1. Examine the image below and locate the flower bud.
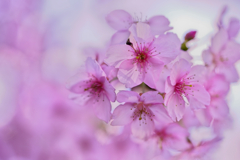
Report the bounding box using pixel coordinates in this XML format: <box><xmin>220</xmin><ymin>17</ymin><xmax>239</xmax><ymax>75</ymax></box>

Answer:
<box><xmin>185</xmin><ymin>31</ymin><xmax>197</xmax><ymax>41</ymax></box>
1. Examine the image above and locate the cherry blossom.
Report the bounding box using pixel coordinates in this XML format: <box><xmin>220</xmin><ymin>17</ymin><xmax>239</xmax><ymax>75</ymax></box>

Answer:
<box><xmin>202</xmin><ymin>20</ymin><xmax>240</xmax><ymax>82</ymax></box>
<box><xmin>164</xmin><ymin>59</ymin><xmax>210</xmax><ymax>121</ymax></box>
<box><xmin>153</xmin><ymin>123</ymin><xmax>190</xmax><ymax>152</ymax></box>
<box><xmin>111</xmin><ymin>90</ymin><xmax>172</xmax><ymax>138</ymax></box>
<box><xmin>67</xmin><ymin>57</ymin><xmax>116</xmax><ymax>122</ymax></box>
<box><xmin>1</xmin><ymin>3</ymin><xmax>240</xmax><ymax>159</ymax></box>
<box><xmin>105</xmin><ymin>22</ymin><xmax>181</xmax><ymax>89</ymax></box>
<box><xmin>106</xmin><ymin>10</ymin><xmax>173</xmax><ymax>45</ymax></box>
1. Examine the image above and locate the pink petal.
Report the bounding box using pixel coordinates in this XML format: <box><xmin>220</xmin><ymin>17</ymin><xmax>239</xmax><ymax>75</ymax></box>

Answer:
<box><xmin>207</xmin><ymin>74</ymin><xmax>229</xmax><ymax>96</ymax></box>
<box><xmin>164</xmin><ymin>77</ymin><xmax>174</xmax><ymax>105</ymax></box>
<box><xmin>101</xmin><ymin>64</ymin><xmax>117</xmax><ymax>80</ymax></box>
<box><xmin>86</xmin><ymin>57</ymin><xmax>104</xmax><ymax>78</ymax></box>
<box><xmin>131</xmin><ymin>115</ymin><xmax>154</xmax><ymax>138</ymax></box>
<box><xmin>185</xmin><ymin>83</ymin><xmax>210</xmax><ymax>105</ymax></box>
<box><xmin>67</xmin><ymin>80</ymin><xmax>88</xmax><ymax>94</ymax></box>
<box><xmin>153</xmin><ymin>66</ymin><xmax>171</xmax><ymax>93</ymax></box>
<box><xmin>105</xmin><ymin>45</ymin><xmax>133</xmax><ymax>68</ymax></box>
<box><xmin>93</xmin><ymin>94</ymin><xmax>112</xmax><ymax>123</ymax></box>
<box><xmin>202</xmin><ymin>49</ymin><xmax>213</xmax><ymax>66</ymax></box>
<box><xmin>129</xmin><ymin>31</ymin><xmax>138</xmax><ymax>48</ymax></box>
<box><xmin>66</xmin><ymin>69</ymin><xmax>89</xmax><ymax>93</ymax></box>
<box><xmin>149</xmin><ymin>104</ymin><xmax>172</xmax><ymax>124</ymax></box>
<box><xmin>141</xmin><ymin>91</ymin><xmax>163</xmax><ymax>104</ymax></box>
<box><xmin>190</xmin><ymin>137</ymin><xmax>222</xmax><ymax>157</ymax></box>
<box><xmin>102</xmin><ymin>77</ymin><xmax>116</xmax><ymax>102</ymax></box>
<box><xmin>117</xmin><ymin>90</ymin><xmax>140</xmax><ymax>103</ymax></box>
<box><xmin>70</xmin><ymin>90</ymin><xmax>92</xmax><ymax>106</ymax></box>
<box><xmin>148</xmin><ymin>15</ymin><xmax>173</xmax><ymax>35</ymax></box>
<box><xmin>182</xmin><ymin>108</ymin><xmax>201</xmax><ymax>128</ymax></box>
<box><xmin>110</xmin><ymin>30</ymin><xmax>131</xmax><ymax>45</ymax></box>
<box><xmin>82</xmin><ymin>47</ymin><xmax>106</xmax><ymax>64</ymax></box>
<box><xmin>188</xmin><ymin>97</ymin><xmax>206</xmax><ymax>109</ymax></box>
<box><xmin>216</xmin><ymin>64</ymin><xmax>239</xmax><ymax>82</ymax></box>
<box><xmin>185</xmin><ymin>65</ymin><xmax>206</xmax><ymax>82</ymax></box>
<box><xmin>179</xmin><ymin>51</ymin><xmax>193</xmax><ymax>62</ymax></box>
<box><xmin>217</xmin><ymin>6</ymin><xmax>228</xmax><ymax>28</ymax></box>
<box><xmin>228</xmin><ymin>17</ymin><xmax>240</xmax><ymax>39</ymax></box>
<box><xmin>106</xmin><ymin>10</ymin><xmax>133</xmax><ymax>30</ymax></box>
<box><xmin>135</xmin><ymin>22</ymin><xmax>153</xmax><ymax>40</ymax></box>
<box><xmin>153</xmin><ymin>32</ymin><xmax>181</xmax><ymax>64</ymax></box>
<box><xmin>209</xmin><ymin>99</ymin><xmax>229</xmax><ymax>119</ymax></box>
<box><xmin>170</xmin><ymin>59</ymin><xmax>191</xmax><ymax>85</ymax></box>
<box><xmin>117</xmin><ymin>59</ymin><xmax>143</xmax><ymax>88</ymax></box>
<box><xmin>164</xmin><ymin>123</ymin><xmax>190</xmax><ymax>151</ymax></box>
<box><xmin>166</xmin><ymin>94</ymin><xmax>185</xmax><ymax>121</ymax></box>
<box><xmin>194</xmin><ymin>108</ymin><xmax>212</xmax><ymax>126</ymax></box>
<box><xmin>143</xmin><ymin>57</ymin><xmax>164</xmax><ymax>91</ymax></box>
<box><xmin>221</xmin><ymin>41</ymin><xmax>240</xmax><ymax>64</ymax></box>
<box><xmin>111</xmin><ymin>103</ymin><xmax>135</xmax><ymax>126</ymax></box>
<box><xmin>211</xmin><ymin>28</ymin><xmax>228</xmax><ymax>54</ymax></box>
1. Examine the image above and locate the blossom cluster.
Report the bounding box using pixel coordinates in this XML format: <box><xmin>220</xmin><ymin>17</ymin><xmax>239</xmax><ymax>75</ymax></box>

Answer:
<box><xmin>67</xmin><ymin>9</ymin><xmax>240</xmax><ymax>159</ymax></box>
<box><xmin>0</xmin><ymin>2</ymin><xmax>240</xmax><ymax>159</ymax></box>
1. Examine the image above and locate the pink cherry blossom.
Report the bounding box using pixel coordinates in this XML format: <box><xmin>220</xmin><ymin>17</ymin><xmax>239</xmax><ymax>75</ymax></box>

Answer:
<box><xmin>106</xmin><ymin>9</ymin><xmax>173</xmax><ymax>46</ymax></box>
<box><xmin>174</xmin><ymin>136</ymin><xmax>221</xmax><ymax>160</ymax></box>
<box><xmin>150</xmin><ymin>50</ymin><xmax>193</xmax><ymax>93</ymax></box>
<box><xmin>106</xmin><ymin>10</ymin><xmax>173</xmax><ymax>39</ymax></box>
<box><xmin>202</xmin><ymin>24</ymin><xmax>240</xmax><ymax>82</ymax></box>
<box><xmin>0</xmin><ymin>4</ymin><xmax>239</xmax><ymax>160</ymax></box>
<box><xmin>181</xmin><ymin>74</ymin><xmax>231</xmax><ymax>134</ymax></box>
<box><xmin>164</xmin><ymin>59</ymin><xmax>210</xmax><ymax>121</ymax></box>
<box><xmin>67</xmin><ymin>57</ymin><xmax>116</xmax><ymax>122</ymax></box>
<box><xmin>153</xmin><ymin>123</ymin><xmax>191</xmax><ymax>152</ymax></box>
<box><xmin>111</xmin><ymin>90</ymin><xmax>172</xmax><ymax>138</ymax></box>
<box><xmin>217</xmin><ymin>6</ymin><xmax>240</xmax><ymax>39</ymax></box>
<box><xmin>82</xmin><ymin>47</ymin><xmax>106</xmax><ymax>64</ymax></box>
<box><xmin>197</xmin><ymin>74</ymin><xmax>231</xmax><ymax>134</ymax></box>
<box><xmin>105</xmin><ymin>23</ymin><xmax>181</xmax><ymax>88</ymax></box>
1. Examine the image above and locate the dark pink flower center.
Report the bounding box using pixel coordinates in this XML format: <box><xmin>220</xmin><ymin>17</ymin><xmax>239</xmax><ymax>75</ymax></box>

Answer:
<box><xmin>128</xmin><ymin>41</ymin><xmax>160</xmax><ymax>73</ymax></box>
<box><xmin>174</xmin><ymin>74</ymin><xmax>199</xmax><ymax>98</ymax></box>
<box><xmin>130</xmin><ymin>102</ymin><xmax>155</xmax><ymax>126</ymax></box>
<box><xmin>84</xmin><ymin>80</ymin><xmax>103</xmax><ymax>95</ymax></box>
<box><xmin>174</xmin><ymin>82</ymin><xmax>192</xmax><ymax>95</ymax></box>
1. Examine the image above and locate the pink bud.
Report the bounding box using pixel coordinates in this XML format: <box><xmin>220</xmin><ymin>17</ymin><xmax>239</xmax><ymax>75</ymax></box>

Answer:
<box><xmin>185</xmin><ymin>31</ymin><xmax>197</xmax><ymax>41</ymax></box>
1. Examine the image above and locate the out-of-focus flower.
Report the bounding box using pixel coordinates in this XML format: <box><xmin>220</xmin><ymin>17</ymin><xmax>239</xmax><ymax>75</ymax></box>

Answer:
<box><xmin>67</xmin><ymin>57</ymin><xmax>116</xmax><ymax>122</ymax></box>
<box><xmin>106</xmin><ymin>10</ymin><xmax>173</xmax><ymax>45</ymax></box>
<box><xmin>82</xmin><ymin>47</ymin><xmax>106</xmax><ymax>64</ymax></box>
<box><xmin>174</xmin><ymin>132</ymin><xmax>221</xmax><ymax>160</ymax></box>
<box><xmin>203</xmin><ymin>19</ymin><xmax>240</xmax><ymax>82</ymax></box>
<box><xmin>153</xmin><ymin>123</ymin><xmax>190</xmax><ymax>152</ymax></box>
<box><xmin>197</xmin><ymin>74</ymin><xmax>231</xmax><ymax>134</ymax></box>
<box><xmin>164</xmin><ymin>59</ymin><xmax>210</xmax><ymax>121</ymax></box>
<box><xmin>111</xmin><ymin>90</ymin><xmax>172</xmax><ymax>138</ymax></box>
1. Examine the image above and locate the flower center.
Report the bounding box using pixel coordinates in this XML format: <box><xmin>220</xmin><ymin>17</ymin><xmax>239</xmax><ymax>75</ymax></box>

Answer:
<box><xmin>136</xmin><ymin>51</ymin><xmax>147</xmax><ymax>61</ymax></box>
<box><xmin>174</xmin><ymin>73</ymin><xmax>199</xmax><ymax>98</ymax></box>
<box><xmin>130</xmin><ymin>102</ymin><xmax>155</xmax><ymax>126</ymax></box>
<box><xmin>84</xmin><ymin>80</ymin><xmax>103</xmax><ymax>95</ymax></box>
<box><xmin>174</xmin><ymin>82</ymin><xmax>192</xmax><ymax>95</ymax></box>
<box><xmin>128</xmin><ymin>40</ymin><xmax>160</xmax><ymax>73</ymax></box>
